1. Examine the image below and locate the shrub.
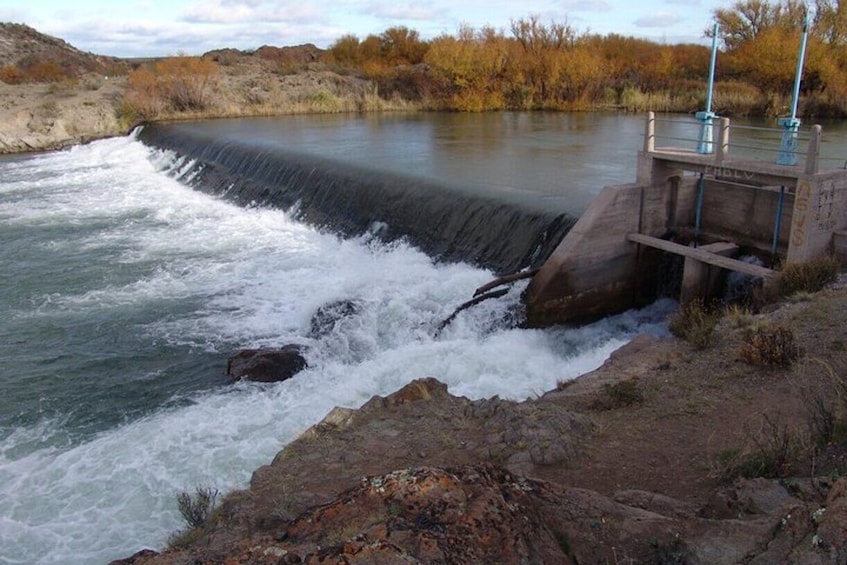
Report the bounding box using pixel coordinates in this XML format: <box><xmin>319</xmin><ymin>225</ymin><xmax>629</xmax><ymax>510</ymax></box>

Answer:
<box><xmin>121</xmin><ymin>56</ymin><xmax>218</xmax><ymax>118</ymax></box>
<box><xmin>176</xmin><ymin>486</ymin><xmax>219</xmax><ymax>529</ymax></box>
<box><xmin>0</xmin><ymin>65</ymin><xmax>24</xmax><ymax>84</ymax></box>
<box><xmin>0</xmin><ymin>62</ymin><xmax>68</xmax><ymax>84</ymax></box>
<box><xmin>668</xmin><ymin>299</ymin><xmax>719</xmax><ymax>349</ymax></box>
<box><xmin>739</xmin><ymin>325</ymin><xmax>801</xmax><ymax>367</ymax></box>
<box><xmin>25</xmin><ymin>61</ymin><xmax>67</xmax><ymax>83</ymax></box>
<box><xmin>771</xmin><ymin>256</ymin><xmax>840</xmax><ymax>299</ymax></box>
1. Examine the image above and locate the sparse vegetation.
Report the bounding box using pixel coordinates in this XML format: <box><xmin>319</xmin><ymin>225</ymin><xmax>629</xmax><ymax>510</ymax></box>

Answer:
<box><xmin>723</xmin><ymin>303</ymin><xmax>755</xmax><ymax>328</ymax></box>
<box><xmin>668</xmin><ymin>299</ymin><xmax>719</xmax><ymax>349</ymax></box>
<box><xmin>803</xmin><ymin>359</ymin><xmax>847</xmax><ymax>453</ymax></box>
<box><xmin>714</xmin><ymin>415</ymin><xmax>797</xmax><ymax>481</ymax></box>
<box><xmin>648</xmin><ymin>534</ymin><xmax>691</xmax><ymax>565</ymax></box>
<box><xmin>597</xmin><ymin>378</ymin><xmax>644</xmax><ymax>409</ymax></box>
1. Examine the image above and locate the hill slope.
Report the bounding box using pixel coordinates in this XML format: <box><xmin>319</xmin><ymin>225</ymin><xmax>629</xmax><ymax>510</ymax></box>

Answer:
<box><xmin>0</xmin><ymin>22</ymin><xmax>119</xmax><ymax>75</ymax></box>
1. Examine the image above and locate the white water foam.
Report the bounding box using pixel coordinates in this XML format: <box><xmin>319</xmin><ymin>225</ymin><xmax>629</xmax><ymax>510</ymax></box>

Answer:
<box><xmin>0</xmin><ymin>134</ymin><xmax>672</xmax><ymax>564</ymax></box>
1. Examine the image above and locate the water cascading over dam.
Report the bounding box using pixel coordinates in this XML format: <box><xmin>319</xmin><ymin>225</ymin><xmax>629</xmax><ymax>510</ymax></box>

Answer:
<box><xmin>138</xmin><ymin>123</ymin><xmax>576</xmax><ymax>275</ymax></box>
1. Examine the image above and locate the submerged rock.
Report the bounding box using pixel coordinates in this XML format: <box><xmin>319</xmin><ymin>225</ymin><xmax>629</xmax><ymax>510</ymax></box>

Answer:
<box><xmin>308</xmin><ymin>299</ymin><xmax>363</xmax><ymax>338</ymax></box>
<box><xmin>107</xmin><ymin>548</ymin><xmax>159</xmax><ymax>565</ymax></box>
<box><xmin>226</xmin><ymin>345</ymin><xmax>307</xmax><ymax>383</ymax></box>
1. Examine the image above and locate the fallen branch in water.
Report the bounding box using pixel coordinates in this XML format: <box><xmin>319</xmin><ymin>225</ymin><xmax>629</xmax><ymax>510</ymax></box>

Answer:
<box><xmin>436</xmin><ymin>288</ymin><xmax>509</xmax><ymax>336</ymax></box>
<box><xmin>473</xmin><ymin>269</ymin><xmax>539</xmax><ymax>297</ymax></box>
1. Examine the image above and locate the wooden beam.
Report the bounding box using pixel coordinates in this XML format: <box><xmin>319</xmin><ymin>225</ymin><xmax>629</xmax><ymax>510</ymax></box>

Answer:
<box><xmin>628</xmin><ymin>233</ymin><xmax>775</xmax><ymax>278</ymax></box>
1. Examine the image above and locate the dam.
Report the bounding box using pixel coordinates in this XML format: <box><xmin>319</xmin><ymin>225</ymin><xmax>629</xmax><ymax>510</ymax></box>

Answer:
<box><xmin>524</xmin><ymin>111</ymin><xmax>847</xmax><ymax>326</ymax></box>
<box><xmin>137</xmin><ymin>112</ymin><xmax>847</xmax><ymax>328</ymax></box>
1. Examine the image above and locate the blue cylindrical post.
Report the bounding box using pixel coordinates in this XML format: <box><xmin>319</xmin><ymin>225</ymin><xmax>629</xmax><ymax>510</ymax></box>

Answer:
<box><xmin>696</xmin><ymin>23</ymin><xmax>719</xmax><ymax>154</ymax></box>
<box><xmin>778</xmin><ymin>14</ymin><xmax>809</xmax><ymax>165</ymax></box>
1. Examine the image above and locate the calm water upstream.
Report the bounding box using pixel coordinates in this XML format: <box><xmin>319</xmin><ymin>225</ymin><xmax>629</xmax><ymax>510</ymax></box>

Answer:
<box><xmin>1</xmin><ymin>111</ymin><xmax>844</xmax><ymax>564</ymax></box>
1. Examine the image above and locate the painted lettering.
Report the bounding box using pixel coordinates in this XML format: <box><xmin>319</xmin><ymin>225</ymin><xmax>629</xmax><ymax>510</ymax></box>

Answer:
<box><xmin>704</xmin><ymin>166</ymin><xmax>757</xmax><ymax>181</ymax></box>
<box><xmin>791</xmin><ymin>181</ymin><xmax>811</xmax><ymax>247</ymax></box>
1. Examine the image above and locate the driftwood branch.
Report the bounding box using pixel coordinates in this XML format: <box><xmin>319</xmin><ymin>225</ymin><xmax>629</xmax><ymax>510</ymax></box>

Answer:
<box><xmin>436</xmin><ymin>288</ymin><xmax>509</xmax><ymax>336</ymax></box>
<box><xmin>473</xmin><ymin>268</ymin><xmax>539</xmax><ymax>297</ymax></box>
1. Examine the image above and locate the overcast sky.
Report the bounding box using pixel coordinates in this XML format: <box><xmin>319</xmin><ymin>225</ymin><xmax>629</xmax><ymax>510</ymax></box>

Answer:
<box><xmin>1</xmin><ymin>0</ymin><xmax>729</xmax><ymax>58</ymax></box>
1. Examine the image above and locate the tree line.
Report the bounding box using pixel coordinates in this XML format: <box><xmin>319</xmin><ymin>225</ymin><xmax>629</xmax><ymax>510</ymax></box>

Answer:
<box><xmin>9</xmin><ymin>1</ymin><xmax>846</xmax><ymax>120</ymax></box>
<box><xmin>325</xmin><ymin>1</ymin><xmax>847</xmax><ymax>117</ymax></box>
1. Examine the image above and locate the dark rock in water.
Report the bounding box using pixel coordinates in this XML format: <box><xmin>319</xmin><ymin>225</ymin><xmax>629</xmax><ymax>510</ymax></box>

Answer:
<box><xmin>725</xmin><ymin>255</ymin><xmax>765</xmax><ymax>305</ymax></box>
<box><xmin>107</xmin><ymin>548</ymin><xmax>159</xmax><ymax>565</ymax></box>
<box><xmin>308</xmin><ymin>299</ymin><xmax>362</xmax><ymax>338</ymax></box>
<box><xmin>227</xmin><ymin>345</ymin><xmax>307</xmax><ymax>383</ymax></box>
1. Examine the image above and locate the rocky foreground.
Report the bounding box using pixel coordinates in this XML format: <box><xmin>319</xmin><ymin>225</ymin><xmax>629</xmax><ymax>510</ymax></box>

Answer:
<box><xmin>112</xmin><ymin>286</ymin><xmax>847</xmax><ymax>564</ymax></box>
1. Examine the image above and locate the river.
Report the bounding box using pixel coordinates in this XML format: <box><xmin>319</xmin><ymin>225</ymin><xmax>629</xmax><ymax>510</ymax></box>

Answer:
<box><xmin>1</xmin><ymin>111</ymin><xmax>842</xmax><ymax>564</ymax></box>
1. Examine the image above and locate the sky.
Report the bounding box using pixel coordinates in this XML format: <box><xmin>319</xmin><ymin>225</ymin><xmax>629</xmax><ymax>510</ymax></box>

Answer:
<box><xmin>0</xmin><ymin>0</ymin><xmax>730</xmax><ymax>58</ymax></box>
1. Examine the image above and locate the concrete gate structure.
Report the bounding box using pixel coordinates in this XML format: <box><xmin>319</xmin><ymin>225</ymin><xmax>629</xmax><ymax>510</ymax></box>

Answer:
<box><xmin>524</xmin><ymin>112</ymin><xmax>847</xmax><ymax>327</ymax></box>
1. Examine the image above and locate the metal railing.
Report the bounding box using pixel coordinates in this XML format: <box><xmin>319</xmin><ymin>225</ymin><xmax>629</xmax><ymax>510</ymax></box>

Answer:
<box><xmin>642</xmin><ymin>112</ymin><xmax>832</xmax><ymax>175</ymax></box>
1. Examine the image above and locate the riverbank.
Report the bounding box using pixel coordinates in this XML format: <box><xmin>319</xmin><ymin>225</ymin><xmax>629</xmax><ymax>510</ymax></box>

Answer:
<box><xmin>0</xmin><ymin>64</ymin><xmax>419</xmax><ymax>155</ymax></box>
<box><xmin>114</xmin><ymin>282</ymin><xmax>847</xmax><ymax>564</ymax></box>
<box><xmin>0</xmin><ymin>21</ymin><xmax>425</xmax><ymax>155</ymax></box>
<box><xmin>0</xmin><ymin>75</ymin><xmax>127</xmax><ymax>153</ymax></box>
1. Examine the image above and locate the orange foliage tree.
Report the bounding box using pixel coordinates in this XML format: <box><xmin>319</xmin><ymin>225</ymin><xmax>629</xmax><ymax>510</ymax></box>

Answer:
<box><xmin>123</xmin><ymin>56</ymin><xmax>218</xmax><ymax>119</ymax></box>
<box><xmin>323</xmin><ymin>5</ymin><xmax>847</xmax><ymax>117</ymax></box>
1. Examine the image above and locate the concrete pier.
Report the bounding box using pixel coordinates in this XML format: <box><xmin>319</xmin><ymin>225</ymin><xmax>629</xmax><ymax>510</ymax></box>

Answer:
<box><xmin>524</xmin><ymin>112</ymin><xmax>847</xmax><ymax>326</ymax></box>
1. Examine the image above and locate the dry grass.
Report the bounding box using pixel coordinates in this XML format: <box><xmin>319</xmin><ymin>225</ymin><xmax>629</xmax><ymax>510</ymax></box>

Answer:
<box><xmin>668</xmin><ymin>299</ymin><xmax>719</xmax><ymax>349</ymax></box>
<box><xmin>712</xmin><ymin>414</ymin><xmax>798</xmax><ymax>482</ymax></box>
<box><xmin>770</xmin><ymin>256</ymin><xmax>840</xmax><ymax>300</ymax></box>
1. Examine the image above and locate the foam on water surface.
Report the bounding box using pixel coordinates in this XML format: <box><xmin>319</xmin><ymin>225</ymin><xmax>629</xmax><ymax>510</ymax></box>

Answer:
<box><xmin>0</xmin><ymin>132</ymin><xmax>671</xmax><ymax>564</ymax></box>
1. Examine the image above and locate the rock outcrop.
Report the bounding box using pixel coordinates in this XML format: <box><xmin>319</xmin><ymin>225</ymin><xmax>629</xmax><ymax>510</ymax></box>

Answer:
<box><xmin>116</xmin><ymin>369</ymin><xmax>846</xmax><ymax>564</ymax></box>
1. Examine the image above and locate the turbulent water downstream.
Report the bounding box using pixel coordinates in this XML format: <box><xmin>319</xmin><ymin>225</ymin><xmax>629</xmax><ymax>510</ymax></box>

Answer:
<box><xmin>0</xmin><ymin>114</ymin><xmax>681</xmax><ymax>564</ymax></box>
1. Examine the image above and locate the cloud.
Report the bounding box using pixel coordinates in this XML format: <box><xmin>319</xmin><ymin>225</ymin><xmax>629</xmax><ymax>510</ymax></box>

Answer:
<box><xmin>634</xmin><ymin>11</ymin><xmax>683</xmax><ymax>28</ymax></box>
<box><xmin>557</xmin><ymin>0</ymin><xmax>612</xmax><ymax>12</ymax></box>
<box><xmin>180</xmin><ymin>0</ymin><xmax>323</xmax><ymax>25</ymax></box>
<box><xmin>362</xmin><ymin>2</ymin><xmax>440</xmax><ymax>21</ymax></box>
<box><xmin>0</xmin><ymin>6</ymin><xmax>27</xmax><ymax>23</ymax></box>
<box><xmin>39</xmin><ymin>16</ymin><xmax>341</xmax><ymax>58</ymax></box>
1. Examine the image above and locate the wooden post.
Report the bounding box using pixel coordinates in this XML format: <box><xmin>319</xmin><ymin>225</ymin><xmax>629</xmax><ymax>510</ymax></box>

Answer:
<box><xmin>644</xmin><ymin>111</ymin><xmax>655</xmax><ymax>153</ymax></box>
<box><xmin>716</xmin><ymin>117</ymin><xmax>730</xmax><ymax>165</ymax></box>
<box><xmin>681</xmin><ymin>241</ymin><xmax>739</xmax><ymax>304</ymax></box>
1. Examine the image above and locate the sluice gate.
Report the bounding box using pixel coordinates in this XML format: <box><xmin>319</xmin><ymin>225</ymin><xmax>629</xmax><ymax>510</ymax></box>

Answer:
<box><xmin>524</xmin><ymin>112</ymin><xmax>847</xmax><ymax>327</ymax></box>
